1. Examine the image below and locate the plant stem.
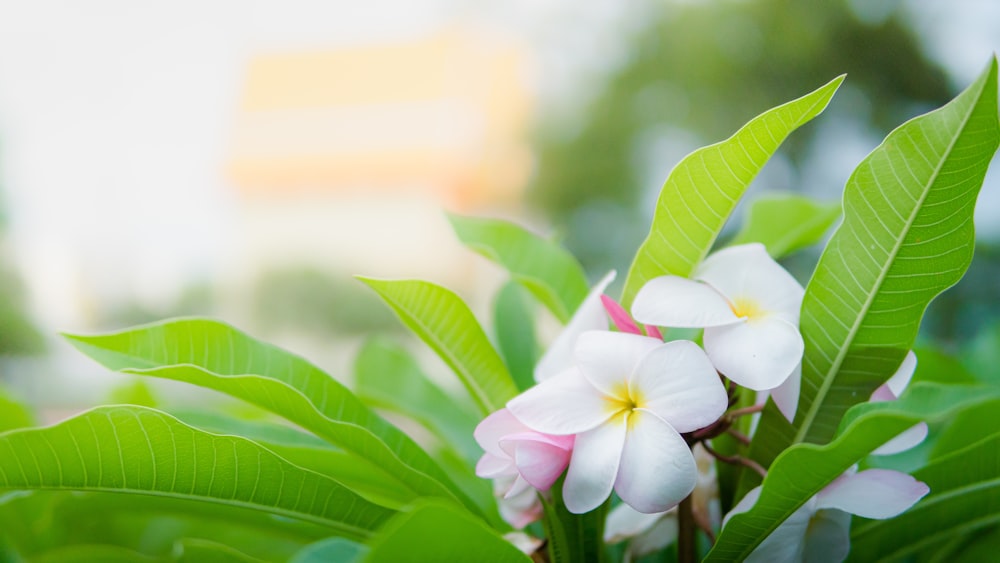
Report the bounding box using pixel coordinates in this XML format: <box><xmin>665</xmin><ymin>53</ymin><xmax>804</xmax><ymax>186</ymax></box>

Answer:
<box><xmin>727</xmin><ymin>403</ymin><xmax>765</xmax><ymax>418</ymax></box>
<box><xmin>702</xmin><ymin>441</ymin><xmax>768</xmax><ymax>479</ymax></box>
<box><xmin>678</xmin><ymin>494</ymin><xmax>696</xmax><ymax>563</ymax></box>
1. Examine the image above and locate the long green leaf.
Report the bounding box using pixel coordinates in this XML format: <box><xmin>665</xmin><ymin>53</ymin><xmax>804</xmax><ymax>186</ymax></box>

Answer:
<box><xmin>290</xmin><ymin>538</ymin><xmax>368</xmax><ymax>563</ymax></box>
<box><xmin>448</xmin><ymin>213</ymin><xmax>589</xmax><ymax>323</ymax></box>
<box><xmin>63</xmin><ymin>319</ymin><xmax>475</xmax><ymax>514</ymax></box>
<box><xmin>358</xmin><ymin>278</ymin><xmax>519</xmax><ymax>415</ymax></box>
<box><xmin>620</xmin><ymin>75</ymin><xmax>843</xmax><ymax>307</ymax></box>
<box><xmin>849</xmin><ymin>431</ymin><xmax>1000</xmax><ymax>562</ymax></box>
<box><xmin>749</xmin><ymin>58</ymin><xmax>1000</xmax><ymax>473</ymax></box>
<box><xmin>172</xmin><ymin>538</ymin><xmax>264</xmax><ymax>563</ymax></box>
<box><xmin>706</xmin><ymin>382</ymin><xmax>1000</xmax><ymax>562</ymax></box>
<box><xmin>363</xmin><ymin>502</ymin><xmax>530</xmax><ymax>563</ymax></box>
<box><xmin>0</xmin><ymin>406</ymin><xmax>393</xmax><ymax>540</ymax></box>
<box><xmin>729</xmin><ymin>193</ymin><xmax>841</xmax><ymax>257</ymax></box>
<box><xmin>31</xmin><ymin>545</ymin><xmax>159</xmax><ymax>563</ymax></box>
<box><xmin>493</xmin><ymin>281</ymin><xmax>539</xmax><ymax>392</ymax></box>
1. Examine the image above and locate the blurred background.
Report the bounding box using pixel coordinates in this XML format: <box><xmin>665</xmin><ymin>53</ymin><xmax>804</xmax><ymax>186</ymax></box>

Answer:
<box><xmin>0</xmin><ymin>0</ymin><xmax>998</xmax><ymax>416</ymax></box>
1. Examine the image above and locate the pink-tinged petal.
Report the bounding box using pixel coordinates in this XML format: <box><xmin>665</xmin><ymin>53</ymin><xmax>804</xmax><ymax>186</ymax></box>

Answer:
<box><xmin>507</xmin><ymin>368</ymin><xmax>610</xmax><ymax>435</ymax></box>
<box><xmin>630</xmin><ymin>341</ymin><xmax>728</xmax><ymax>433</ymax></box>
<box><xmin>476</xmin><ymin>452</ymin><xmax>514</xmax><ymax>479</ymax></box>
<box><xmin>816</xmin><ymin>469</ymin><xmax>930</xmax><ymax>519</ymax></box>
<box><xmin>645</xmin><ymin>324</ymin><xmax>663</xmax><ymax>340</ymax></box>
<box><xmin>871</xmin><ymin>423</ymin><xmax>929</xmax><ymax>456</ymax></box>
<box><xmin>614</xmin><ymin>411</ymin><xmax>696</xmax><ymax>513</ymax></box>
<box><xmin>498</xmin><ymin>484</ymin><xmax>542</xmax><ymax>528</ymax></box>
<box><xmin>704</xmin><ymin>317</ymin><xmax>804</xmax><ymax>391</ymax></box>
<box><xmin>743</xmin><ymin>502</ymin><xmax>813</xmax><ymax>563</ymax></box>
<box><xmin>604</xmin><ymin>503</ymin><xmax>670</xmax><ymax>543</ymax></box>
<box><xmin>513</xmin><ymin>439</ymin><xmax>572</xmax><ymax>491</ymax></box>
<box><xmin>884</xmin><ymin>350</ymin><xmax>918</xmax><ymax>398</ymax></box>
<box><xmin>802</xmin><ymin>509</ymin><xmax>852</xmax><ymax>563</ymax></box>
<box><xmin>563</xmin><ymin>415</ymin><xmax>628</xmax><ymax>514</ymax></box>
<box><xmin>601</xmin><ymin>295</ymin><xmax>643</xmax><ymax>335</ymax></box>
<box><xmin>771</xmin><ymin>362</ymin><xmax>802</xmax><ymax>423</ymax></box>
<box><xmin>574</xmin><ymin>331</ymin><xmax>661</xmax><ymax>397</ymax></box>
<box><xmin>505</xmin><ymin>474</ymin><xmax>533</xmax><ymax>498</ymax></box>
<box><xmin>631</xmin><ymin>276</ymin><xmax>742</xmax><ymax>328</ymax></box>
<box><xmin>534</xmin><ymin>271</ymin><xmax>616</xmax><ymax>382</ymax></box>
<box><xmin>695</xmin><ymin>243</ymin><xmax>805</xmax><ymax>323</ymax></box>
<box><xmin>475</xmin><ymin>409</ymin><xmax>527</xmax><ymax>457</ymax></box>
<box><xmin>870</xmin><ymin>384</ymin><xmax>897</xmax><ymax>402</ymax></box>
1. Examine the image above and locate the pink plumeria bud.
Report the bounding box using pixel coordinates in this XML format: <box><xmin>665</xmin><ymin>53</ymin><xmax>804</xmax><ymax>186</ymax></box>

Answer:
<box><xmin>632</xmin><ymin>243</ymin><xmax>805</xmax><ymax>392</ymax></box>
<box><xmin>474</xmin><ymin>409</ymin><xmax>574</xmax><ymax>497</ymax></box>
<box><xmin>869</xmin><ymin>351</ymin><xmax>928</xmax><ymax>455</ymax></box>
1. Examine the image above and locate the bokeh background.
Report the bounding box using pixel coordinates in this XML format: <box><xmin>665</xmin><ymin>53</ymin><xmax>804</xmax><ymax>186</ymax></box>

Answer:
<box><xmin>0</xmin><ymin>0</ymin><xmax>998</xmax><ymax>416</ymax></box>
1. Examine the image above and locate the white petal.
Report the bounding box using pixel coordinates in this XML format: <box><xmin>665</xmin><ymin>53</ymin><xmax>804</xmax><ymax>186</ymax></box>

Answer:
<box><xmin>631</xmin><ymin>276</ymin><xmax>742</xmax><ymax>328</ymax></box>
<box><xmin>884</xmin><ymin>350</ymin><xmax>918</xmax><ymax>398</ymax></box>
<box><xmin>534</xmin><ymin>271</ymin><xmax>616</xmax><ymax>382</ymax></box>
<box><xmin>744</xmin><ymin>502</ymin><xmax>812</xmax><ymax>563</ymax></box>
<box><xmin>629</xmin><ymin>515</ymin><xmax>679</xmax><ymax>557</ymax></box>
<box><xmin>507</xmin><ymin>368</ymin><xmax>610</xmax><ymax>435</ymax></box>
<box><xmin>771</xmin><ymin>362</ymin><xmax>802</xmax><ymax>423</ymax></box>
<box><xmin>498</xmin><ymin>484</ymin><xmax>542</xmax><ymax>528</ymax></box>
<box><xmin>696</xmin><ymin>243</ymin><xmax>805</xmax><ymax>323</ymax></box>
<box><xmin>474</xmin><ymin>409</ymin><xmax>526</xmax><ymax>457</ymax></box>
<box><xmin>802</xmin><ymin>509</ymin><xmax>852</xmax><ymax>563</ymax></box>
<box><xmin>563</xmin><ymin>415</ymin><xmax>627</xmax><ymax>514</ymax></box>
<box><xmin>512</xmin><ymin>438</ymin><xmax>572</xmax><ymax>491</ymax></box>
<box><xmin>724</xmin><ymin>486</ymin><xmax>762</xmax><ymax>525</ymax></box>
<box><xmin>574</xmin><ymin>331</ymin><xmax>661</xmax><ymax>397</ymax></box>
<box><xmin>505</xmin><ymin>474</ymin><xmax>533</xmax><ymax>498</ymax></box>
<box><xmin>614</xmin><ymin>411</ymin><xmax>696</xmax><ymax>513</ymax></box>
<box><xmin>476</xmin><ymin>452</ymin><xmax>514</xmax><ymax>479</ymax></box>
<box><xmin>704</xmin><ymin>317</ymin><xmax>804</xmax><ymax>390</ymax></box>
<box><xmin>870</xmin><ymin>423</ymin><xmax>929</xmax><ymax>456</ymax></box>
<box><xmin>604</xmin><ymin>503</ymin><xmax>669</xmax><ymax>543</ymax></box>
<box><xmin>630</xmin><ymin>340</ymin><xmax>728</xmax><ymax>432</ymax></box>
<box><xmin>815</xmin><ymin>469</ymin><xmax>929</xmax><ymax>519</ymax></box>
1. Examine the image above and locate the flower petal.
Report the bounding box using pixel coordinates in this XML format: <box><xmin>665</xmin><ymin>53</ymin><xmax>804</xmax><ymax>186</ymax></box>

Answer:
<box><xmin>695</xmin><ymin>243</ymin><xmax>805</xmax><ymax>323</ymax></box>
<box><xmin>476</xmin><ymin>452</ymin><xmax>513</xmax><ymax>479</ymax></box>
<box><xmin>604</xmin><ymin>503</ymin><xmax>670</xmax><ymax>543</ymax></box>
<box><xmin>802</xmin><ymin>509</ymin><xmax>852</xmax><ymax>563</ymax></box>
<box><xmin>563</xmin><ymin>415</ymin><xmax>627</xmax><ymax>514</ymax></box>
<box><xmin>631</xmin><ymin>276</ymin><xmax>742</xmax><ymax>328</ymax></box>
<box><xmin>704</xmin><ymin>317</ymin><xmax>804</xmax><ymax>390</ymax></box>
<box><xmin>870</xmin><ymin>423</ymin><xmax>929</xmax><ymax>456</ymax></box>
<box><xmin>507</xmin><ymin>368</ymin><xmax>610</xmax><ymax>435</ymax></box>
<box><xmin>498</xmin><ymin>484</ymin><xmax>542</xmax><ymax>528</ymax></box>
<box><xmin>815</xmin><ymin>469</ymin><xmax>930</xmax><ymax>519</ymax></box>
<box><xmin>884</xmin><ymin>350</ymin><xmax>918</xmax><ymax>399</ymax></box>
<box><xmin>743</xmin><ymin>502</ymin><xmax>812</xmax><ymax>563</ymax></box>
<box><xmin>614</xmin><ymin>411</ymin><xmax>696</xmax><ymax>513</ymax></box>
<box><xmin>771</xmin><ymin>362</ymin><xmax>802</xmax><ymax>423</ymax></box>
<box><xmin>534</xmin><ymin>271</ymin><xmax>616</xmax><ymax>382</ymax></box>
<box><xmin>630</xmin><ymin>340</ymin><xmax>728</xmax><ymax>432</ymax></box>
<box><xmin>574</xmin><ymin>331</ymin><xmax>662</xmax><ymax>397</ymax></box>
<box><xmin>601</xmin><ymin>295</ymin><xmax>643</xmax><ymax>335</ymax></box>
<box><xmin>513</xmin><ymin>439</ymin><xmax>572</xmax><ymax>491</ymax></box>
<box><xmin>505</xmin><ymin>474</ymin><xmax>533</xmax><ymax>498</ymax></box>
<box><xmin>629</xmin><ymin>516</ymin><xmax>679</xmax><ymax>558</ymax></box>
<box><xmin>474</xmin><ymin>408</ymin><xmax>526</xmax><ymax>457</ymax></box>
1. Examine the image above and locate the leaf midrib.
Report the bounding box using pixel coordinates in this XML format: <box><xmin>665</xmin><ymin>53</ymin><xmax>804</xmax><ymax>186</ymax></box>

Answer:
<box><xmin>791</xmin><ymin>85</ymin><xmax>983</xmax><ymax>445</ymax></box>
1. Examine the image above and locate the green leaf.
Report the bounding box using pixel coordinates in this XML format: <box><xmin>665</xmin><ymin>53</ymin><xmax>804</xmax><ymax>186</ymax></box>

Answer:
<box><xmin>358</xmin><ymin>278</ymin><xmax>519</xmax><ymax>415</ymax></box>
<box><xmin>0</xmin><ymin>406</ymin><xmax>394</xmax><ymax>540</ymax></box>
<box><xmin>493</xmin><ymin>281</ymin><xmax>539</xmax><ymax>391</ymax></box>
<box><xmin>707</xmin><ymin>382</ymin><xmax>1000</xmax><ymax>562</ymax></box>
<box><xmin>172</xmin><ymin>538</ymin><xmax>264</xmax><ymax>563</ymax></box>
<box><xmin>363</xmin><ymin>502</ymin><xmax>530</xmax><ymax>563</ymax></box>
<box><xmin>749</xmin><ymin>58</ymin><xmax>1000</xmax><ymax>472</ymax></box>
<box><xmin>620</xmin><ymin>75</ymin><xmax>843</xmax><ymax>308</ymax></box>
<box><xmin>31</xmin><ymin>545</ymin><xmax>159</xmax><ymax>563</ymax></box>
<box><xmin>849</xmin><ymin>431</ymin><xmax>1000</xmax><ymax>562</ymax></box>
<box><xmin>448</xmin><ymin>213</ymin><xmax>589</xmax><ymax>322</ymax></box>
<box><xmin>0</xmin><ymin>387</ymin><xmax>34</xmax><ymax>432</ymax></box>
<box><xmin>729</xmin><ymin>193</ymin><xmax>841</xmax><ymax>257</ymax></box>
<box><xmin>290</xmin><ymin>538</ymin><xmax>368</xmax><ymax>563</ymax></box>
<box><xmin>929</xmin><ymin>398</ymin><xmax>1000</xmax><ymax>460</ymax></box>
<box><xmin>353</xmin><ymin>337</ymin><xmax>480</xmax><ymax>464</ymax></box>
<box><xmin>541</xmin><ymin>478</ymin><xmax>608</xmax><ymax>563</ymax></box>
<box><xmin>63</xmin><ymin>318</ymin><xmax>474</xmax><ymax>514</ymax></box>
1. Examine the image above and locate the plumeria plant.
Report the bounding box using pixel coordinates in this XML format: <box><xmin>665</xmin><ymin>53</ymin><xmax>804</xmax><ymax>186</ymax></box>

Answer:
<box><xmin>1</xmin><ymin>58</ymin><xmax>999</xmax><ymax>562</ymax></box>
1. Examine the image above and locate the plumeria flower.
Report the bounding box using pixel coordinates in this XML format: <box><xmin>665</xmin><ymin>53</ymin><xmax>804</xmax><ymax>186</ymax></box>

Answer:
<box><xmin>632</xmin><ymin>243</ymin><xmax>805</xmax><ymax>392</ymax></box>
<box><xmin>604</xmin><ymin>444</ymin><xmax>719</xmax><ymax>559</ymax></box>
<box><xmin>725</xmin><ymin>467</ymin><xmax>929</xmax><ymax>563</ymax></box>
<box><xmin>494</xmin><ymin>475</ymin><xmax>544</xmax><ymax>529</ymax></box>
<box><xmin>870</xmin><ymin>351</ymin><xmax>928</xmax><ymax>455</ymax></box>
<box><xmin>508</xmin><ymin>331</ymin><xmax>728</xmax><ymax>514</ymax></box>
<box><xmin>534</xmin><ymin>271</ymin><xmax>617</xmax><ymax>382</ymax></box>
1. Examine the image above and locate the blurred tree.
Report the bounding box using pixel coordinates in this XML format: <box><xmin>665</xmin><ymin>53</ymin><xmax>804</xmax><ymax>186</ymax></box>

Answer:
<box><xmin>530</xmin><ymin>0</ymin><xmax>951</xmax><ymax>273</ymax></box>
<box><xmin>0</xmin><ymin>153</ymin><xmax>44</xmax><ymax>357</ymax></box>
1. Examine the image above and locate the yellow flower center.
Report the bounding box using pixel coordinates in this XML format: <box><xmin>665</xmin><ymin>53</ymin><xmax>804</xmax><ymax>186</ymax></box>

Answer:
<box><xmin>605</xmin><ymin>383</ymin><xmax>644</xmax><ymax>418</ymax></box>
<box><xmin>729</xmin><ymin>297</ymin><xmax>764</xmax><ymax>320</ymax></box>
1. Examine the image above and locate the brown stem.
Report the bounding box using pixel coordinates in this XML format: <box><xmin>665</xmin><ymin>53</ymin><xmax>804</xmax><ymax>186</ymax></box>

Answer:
<box><xmin>726</xmin><ymin>427</ymin><xmax>751</xmax><ymax>446</ymax></box>
<box><xmin>727</xmin><ymin>403</ymin><xmax>765</xmax><ymax>418</ymax></box>
<box><xmin>701</xmin><ymin>441</ymin><xmax>767</xmax><ymax>479</ymax></box>
<box><xmin>677</xmin><ymin>494</ymin><xmax>696</xmax><ymax>563</ymax></box>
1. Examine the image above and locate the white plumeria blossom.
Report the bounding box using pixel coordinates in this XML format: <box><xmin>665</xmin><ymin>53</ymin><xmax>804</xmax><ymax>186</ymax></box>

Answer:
<box><xmin>534</xmin><ymin>270</ymin><xmax>617</xmax><ymax>382</ymax></box>
<box><xmin>508</xmin><ymin>331</ymin><xmax>728</xmax><ymax>514</ymax></box>
<box><xmin>870</xmin><ymin>351</ymin><xmax>929</xmax><ymax>455</ymax></box>
<box><xmin>632</xmin><ymin>243</ymin><xmax>805</xmax><ymax>392</ymax></box>
<box><xmin>725</xmin><ymin>468</ymin><xmax>929</xmax><ymax>563</ymax></box>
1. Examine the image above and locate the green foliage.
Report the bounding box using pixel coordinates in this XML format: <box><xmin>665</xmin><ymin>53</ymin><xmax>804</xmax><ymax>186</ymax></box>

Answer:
<box><xmin>0</xmin><ymin>406</ymin><xmax>395</xmax><ymax>539</ymax></box>
<box><xmin>290</xmin><ymin>538</ymin><xmax>368</xmax><ymax>563</ymax></box>
<box><xmin>541</xmin><ymin>477</ymin><xmax>609</xmax><ymax>563</ymax></box>
<box><xmin>729</xmin><ymin>193</ymin><xmax>841</xmax><ymax>257</ymax></box>
<box><xmin>448</xmin><ymin>213</ymin><xmax>589</xmax><ymax>322</ymax></box>
<box><xmin>748</xmin><ymin>60</ymin><xmax>1000</xmax><ymax>483</ymax></box>
<box><xmin>359</xmin><ymin>278</ymin><xmax>519</xmax><ymax>415</ymax></box>
<box><xmin>620</xmin><ymin>75</ymin><xmax>842</xmax><ymax>307</ymax></box>
<box><xmin>0</xmin><ymin>387</ymin><xmax>34</xmax><ymax>432</ymax></box>
<box><xmin>493</xmin><ymin>281</ymin><xmax>539</xmax><ymax>391</ymax></box>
